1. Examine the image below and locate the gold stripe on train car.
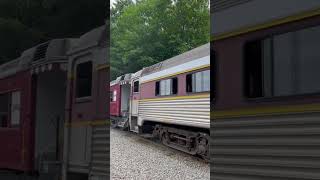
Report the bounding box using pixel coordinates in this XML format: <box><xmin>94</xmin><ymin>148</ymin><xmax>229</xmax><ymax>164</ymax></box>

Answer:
<box><xmin>141</xmin><ymin>64</ymin><xmax>210</xmax><ymax>84</ymax></box>
<box><xmin>140</xmin><ymin>93</ymin><xmax>210</xmax><ymax>102</ymax></box>
<box><xmin>65</xmin><ymin>120</ymin><xmax>110</xmax><ymax>127</ymax></box>
<box><xmin>212</xmin><ymin>103</ymin><xmax>320</xmax><ymax>119</ymax></box>
<box><xmin>67</xmin><ymin>73</ymin><xmax>74</xmax><ymax>80</ymax></box>
<box><xmin>96</xmin><ymin>64</ymin><xmax>110</xmax><ymax>70</ymax></box>
<box><xmin>211</xmin><ymin>7</ymin><xmax>320</xmax><ymax>41</ymax></box>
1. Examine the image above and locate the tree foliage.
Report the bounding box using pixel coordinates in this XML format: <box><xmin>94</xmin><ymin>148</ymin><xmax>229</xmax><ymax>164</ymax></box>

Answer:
<box><xmin>0</xmin><ymin>0</ymin><xmax>107</xmax><ymax>64</ymax></box>
<box><xmin>111</xmin><ymin>0</ymin><xmax>209</xmax><ymax>80</ymax></box>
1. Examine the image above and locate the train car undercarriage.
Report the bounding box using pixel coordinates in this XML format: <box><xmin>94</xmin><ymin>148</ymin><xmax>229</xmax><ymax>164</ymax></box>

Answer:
<box><xmin>152</xmin><ymin>124</ymin><xmax>209</xmax><ymax>161</ymax></box>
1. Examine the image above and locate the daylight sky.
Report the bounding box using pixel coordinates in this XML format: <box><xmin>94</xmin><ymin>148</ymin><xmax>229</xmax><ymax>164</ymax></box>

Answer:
<box><xmin>110</xmin><ymin>0</ymin><xmax>137</xmax><ymax>8</ymax></box>
<box><xmin>110</xmin><ymin>0</ymin><xmax>116</xmax><ymax>7</ymax></box>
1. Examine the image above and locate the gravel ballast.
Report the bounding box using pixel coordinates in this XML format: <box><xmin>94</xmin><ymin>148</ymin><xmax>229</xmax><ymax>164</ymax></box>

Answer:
<box><xmin>111</xmin><ymin>128</ymin><xmax>210</xmax><ymax>180</ymax></box>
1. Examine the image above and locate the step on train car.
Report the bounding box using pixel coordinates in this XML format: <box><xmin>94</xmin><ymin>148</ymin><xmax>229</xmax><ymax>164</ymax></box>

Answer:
<box><xmin>0</xmin><ymin>25</ymin><xmax>108</xmax><ymax>180</ymax></box>
<box><xmin>110</xmin><ymin>43</ymin><xmax>210</xmax><ymax>159</ymax></box>
<box><xmin>212</xmin><ymin>0</ymin><xmax>320</xmax><ymax>179</ymax></box>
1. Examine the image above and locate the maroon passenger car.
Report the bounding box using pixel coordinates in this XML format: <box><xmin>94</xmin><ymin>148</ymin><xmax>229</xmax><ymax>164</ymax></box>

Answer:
<box><xmin>0</xmin><ymin>25</ymin><xmax>108</xmax><ymax>180</ymax></box>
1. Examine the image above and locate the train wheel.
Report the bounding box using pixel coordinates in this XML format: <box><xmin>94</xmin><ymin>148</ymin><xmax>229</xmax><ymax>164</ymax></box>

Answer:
<box><xmin>196</xmin><ymin>133</ymin><xmax>209</xmax><ymax>161</ymax></box>
<box><xmin>161</xmin><ymin>131</ymin><xmax>170</xmax><ymax>145</ymax></box>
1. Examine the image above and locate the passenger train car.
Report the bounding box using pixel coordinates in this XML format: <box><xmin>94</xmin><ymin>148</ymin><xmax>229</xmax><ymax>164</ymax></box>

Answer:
<box><xmin>110</xmin><ymin>73</ymin><xmax>132</xmax><ymax>129</ymax></box>
<box><xmin>212</xmin><ymin>0</ymin><xmax>320</xmax><ymax>179</ymax></box>
<box><xmin>110</xmin><ymin>43</ymin><xmax>210</xmax><ymax>159</ymax></box>
<box><xmin>0</xmin><ymin>25</ymin><xmax>108</xmax><ymax>180</ymax></box>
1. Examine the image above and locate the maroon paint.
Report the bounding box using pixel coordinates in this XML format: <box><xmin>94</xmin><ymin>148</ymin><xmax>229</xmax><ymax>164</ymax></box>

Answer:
<box><xmin>0</xmin><ymin>71</ymin><xmax>33</xmax><ymax>171</ymax></box>
<box><xmin>110</xmin><ymin>84</ymin><xmax>121</xmax><ymax>117</ymax></box>
<box><xmin>70</xmin><ymin>66</ymin><xmax>108</xmax><ymax>123</ymax></box>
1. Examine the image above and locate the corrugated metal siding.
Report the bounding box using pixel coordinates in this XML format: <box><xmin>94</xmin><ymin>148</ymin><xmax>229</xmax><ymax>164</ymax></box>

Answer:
<box><xmin>211</xmin><ymin>0</ymin><xmax>252</xmax><ymax>12</ymax></box>
<box><xmin>131</xmin><ymin>100</ymin><xmax>139</xmax><ymax>116</ymax></box>
<box><xmin>212</xmin><ymin>113</ymin><xmax>320</xmax><ymax>179</ymax></box>
<box><xmin>90</xmin><ymin>125</ymin><xmax>109</xmax><ymax>177</ymax></box>
<box><xmin>139</xmin><ymin>97</ymin><xmax>210</xmax><ymax>128</ymax></box>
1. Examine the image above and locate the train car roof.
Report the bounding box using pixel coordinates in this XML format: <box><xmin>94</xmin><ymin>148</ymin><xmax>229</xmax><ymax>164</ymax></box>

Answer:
<box><xmin>0</xmin><ymin>38</ymin><xmax>76</xmax><ymax>79</ymax></box>
<box><xmin>211</xmin><ymin>0</ymin><xmax>320</xmax><ymax>39</ymax></box>
<box><xmin>0</xmin><ymin>23</ymin><xmax>108</xmax><ymax>79</ymax></box>
<box><xmin>68</xmin><ymin>25</ymin><xmax>107</xmax><ymax>54</ymax></box>
<box><xmin>110</xmin><ymin>73</ymin><xmax>133</xmax><ymax>86</ymax></box>
<box><xmin>0</xmin><ymin>58</ymin><xmax>21</xmax><ymax>79</ymax></box>
<box><xmin>140</xmin><ymin>43</ymin><xmax>210</xmax><ymax>77</ymax></box>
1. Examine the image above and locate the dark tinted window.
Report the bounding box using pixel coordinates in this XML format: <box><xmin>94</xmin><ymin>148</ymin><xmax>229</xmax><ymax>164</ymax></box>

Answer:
<box><xmin>76</xmin><ymin>61</ymin><xmax>92</xmax><ymax>98</ymax></box>
<box><xmin>0</xmin><ymin>93</ymin><xmax>9</xmax><ymax>128</ymax></box>
<box><xmin>211</xmin><ymin>48</ymin><xmax>215</xmax><ymax>100</ymax></box>
<box><xmin>155</xmin><ymin>81</ymin><xmax>160</xmax><ymax>96</ymax></box>
<box><xmin>244</xmin><ymin>40</ymin><xmax>263</xmax><ymax>98</ymax></box>
<box><xmin>133</xmin><ymin>81</ymin><xmax>139</xmax><ymax>92</ymax></box>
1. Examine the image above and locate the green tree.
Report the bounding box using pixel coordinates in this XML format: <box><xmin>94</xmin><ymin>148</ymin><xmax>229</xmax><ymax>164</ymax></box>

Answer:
<box><xmin>110</xmin><ymin>0</ymin><xmax>209</xmax><ymax>80</ymax></box>
<box><xmin>0</xmin><ymin>0</ymin><xmax>107</xmax><ymax>65</ymax></box>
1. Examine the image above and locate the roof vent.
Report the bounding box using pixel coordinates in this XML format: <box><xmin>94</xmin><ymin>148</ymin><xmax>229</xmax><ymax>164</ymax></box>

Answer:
<box><xmin>33</xmin><ymin>42</ymin><xmax>49</xmax><ymax>61</ymax></box>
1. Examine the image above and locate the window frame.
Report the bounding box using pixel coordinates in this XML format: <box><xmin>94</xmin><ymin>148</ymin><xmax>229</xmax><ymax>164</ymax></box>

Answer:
<box><xmin>75</xmin><ymin>60</ymin><xmax>93</xmax><ymax>102</ymax></box>
<box><xmin>186</xmin><ymin>69</ymin><xmax>211</xmax><ymax>94</ymax></box>
<box><xmin>0</xmin><ymin>90</ymin><xmax>21</xmax><ymax>129</ymax></box>
<box><xmin>242</xmin><ymin>23</ymin><xmax>320</xmax><ymax>101</ymax></box>
<box><xmin>155</xmin><ymin>77</ymin><xmax>178</xmax><ymax>97</ymax></box>
<box><xmin>110</xmin><ymin>91</ymin><xmax>114</xmax><ymax>102</ymax></box>
<box><xmin>133</xmin><ymin>80</ymin><xmax>140</xmax><ymax>93</ymax></box>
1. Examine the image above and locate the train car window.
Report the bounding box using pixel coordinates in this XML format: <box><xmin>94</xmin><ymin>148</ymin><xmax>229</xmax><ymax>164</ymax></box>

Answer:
<box><xmin>133</xmin><ymin>81</ymin><xmax>139</xmax><ymax>93</ymax></box>
<box><xmin>244</xmin><ymin>40</ymin><xmax>264</xmax><ymax>98</ymax></box>
<box><xmin>172</xmin><ymin>77</ymin><xmax>178</xmax><ymax>94</ymax></box>
<box><xmin>76</xmin><ymin>61</ymin><xmax>92</xmax><ymax>98</ymax></box>
<box><xmin>10</xmin><ymin>91</ymin><xmax>20</xmax><ymax>126</ymax></box>
<box><xmin>186</xmin><ymin>70</ymin><xmax>210</xmax><ymax>93</ymax></box>
<box><xmin>0</xmin><ymin>93</ymin><xmax>10</xmax><ymax>128</ymax></box>
<box><xmin>244</xmin><ymin>25</ymin><xmax>320</xmax><ymax>98</ymax></box>
<box><xmin>155</xmin><ymin>81</ymin><xmax>160</xmax><ymax>96</ymax></box>
<box><xmin>211</xmin><ymin>48</ymin><xmax>215</xmax><ymax>100</ymax></box>
<box><xmin>113</xmin><ymin>91</ymin><xmax>117</xmax><ymax>101</ymax></box>
<box><xmin>156</xmin><ymin>77</ymin><xmax>178</xmax><ymax>96</ymax></box>
<box><xmin>110</xmin><ymin>91</ymin><xmax>114</xmax><ymax>102</ymax></box>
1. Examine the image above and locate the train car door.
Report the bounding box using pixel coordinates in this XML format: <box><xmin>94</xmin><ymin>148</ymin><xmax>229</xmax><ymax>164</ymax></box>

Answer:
<box><xmin>67</xmin><ymin>56</ymin><xmax>94</xmax><ymax>176</ymax></box>
<box><xmin>129</xmin><ymin>78</ymin><xmax>141</xmax><ymax>132</ymax></box>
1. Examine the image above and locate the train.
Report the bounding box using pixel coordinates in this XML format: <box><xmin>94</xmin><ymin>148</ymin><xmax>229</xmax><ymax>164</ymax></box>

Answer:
<box><xmin>0</xmin><ymin>24</ymin><xmax>108</xmax><ymax>180</ymax></box>
<box><xmin>212</xmin><ymin>0</ymin><xmax>320</xmax><ymax>179</ymax></box>
<box><xmin>110</xmin><ymin>43</ymin><xmax>210</xmax><ymax>160</ymax></box>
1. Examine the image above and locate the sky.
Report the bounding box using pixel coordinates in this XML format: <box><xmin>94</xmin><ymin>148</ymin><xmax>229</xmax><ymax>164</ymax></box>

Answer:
<box><xmin>110</xmin><ymin>0</ymin><xmax>116</xmax><ymax>7</ymax></box>
<box><xmin>110</xmin><ymin>0</ymin><xmax>137</xmax><ymax>8</ymax></box>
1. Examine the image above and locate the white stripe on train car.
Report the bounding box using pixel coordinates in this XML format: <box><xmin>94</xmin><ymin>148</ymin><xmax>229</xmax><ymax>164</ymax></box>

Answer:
<box><xmin>140</xmin><ymin>55</ymin><xmax>210</xmax><ymax>83</ymax></box>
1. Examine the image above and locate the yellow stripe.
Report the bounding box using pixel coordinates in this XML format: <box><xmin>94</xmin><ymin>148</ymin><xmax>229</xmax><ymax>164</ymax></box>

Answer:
<box><xmin>96</xmin><ymin>64</ymin><xmax>110</xmax><ymax>70</ymax></box>
<box><xmin>141</xmin><ymin>64</ymin><xmax>210</xmax><ymax>84</ymax></box>
<box><xmin>65</xmin><ymin>120</ymin><xmax>110</xmax><ymax>127</ymax></box>
<box><xmin>211</xmin><ymin>7</ymin><xmax>320</xmax><ymax>41</ymax></box>
<box><xmin>67</xmin><ymin>73</ymin><xmax>74</xmax><ymax>80</ymax></box>
<box><xmin>212</xmin><ymin>103</ymin><xmax>320</xmax><ymax>119</ymax></box>
<box><xmin>140</xmin><ymin>93</ymin><xmax>210</xmax><ymax>102</ymax></box>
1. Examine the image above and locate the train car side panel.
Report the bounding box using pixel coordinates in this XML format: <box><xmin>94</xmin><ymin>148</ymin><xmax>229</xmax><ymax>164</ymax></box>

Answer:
<box><xmin>110</xmin><ymin>84</ymin><xmax>121</xmax><ymax>117</ymax></box>
<box><xmin>139</xmin><ymin>67</ymin><xmax>210</xmax><ymax>129</ymax></box>
<box><xmin>0</xmin><ymin>71</ymin><xmax>33</xmax><ymax>172</ymax></box>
